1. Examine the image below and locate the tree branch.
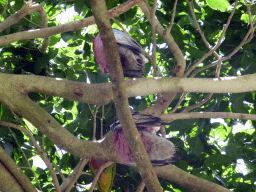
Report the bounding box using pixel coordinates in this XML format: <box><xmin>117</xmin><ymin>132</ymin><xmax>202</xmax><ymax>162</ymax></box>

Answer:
<box><xmin>60</xmin><ymin>159</ymin><xmax>89</xmax><ymax>191</ymax></box>
<box><xmin>0</xmin><ymin>0</ymin><xmax>143</xmax><ymax>46</ymax></box>
<box><xmin>0</xmin><ymin>146</ymin><xmax>37</xmax><ymax>192</ymax></box>
<box><xmin>184</xmin><ymin>0</ymin><xmax>239</xmax><ymax>77</ymax></box>
<box><xmin>160</xmin><ymin>112</ymin><xmax>256</xmax><ymax>122</ymax></box>
<box><xmin>90</xmin><ymin>0</ymin><xmax>163</xmax><ymax>190</ymax></box>
<box><xmin>0</xmin><ymin>82</ymin><xmax>111</xmax><ymax>161</ymax></box>
<box><xmin>138</xmin><ymin>1</ymin><xmax>186</xmax><ymax>115</ymax></box>
<box><xmin>1</xmin><ymin>73</ymin><xmax>256</xmax><ymax>106</ymax></box>
<box><xmin>166</xmin><ymin>0</ymin><xmax>178</xmax><ymax>34</ymax></box>
<box><xmin>155</xmin><ymin>164</ymin><xmax>231</xmax><ymax>192</ymax></box>
<box><xmin>0</xmin><ymin>74</ymin><xmax>246</xmax><ymax>191</ymax></box>
<box><xmin>0</xmin><ymin>121</ymin><xmax>61</xmax><ymax>191</ymax></box>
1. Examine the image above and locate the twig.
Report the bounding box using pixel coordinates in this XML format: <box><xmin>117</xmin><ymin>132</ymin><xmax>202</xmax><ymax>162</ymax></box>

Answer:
<box><xmin>190</xmin><ymin>16</ymin><xmax>256</xmax><ymax>79</ymax></box>
<box><xmin>0</xmin><ymin>1</ymin><xmax>49</xmax><ymax>53</ymax></box>
<box><xmin>160</xmin><ymin>112</ymin><xmax>256</xmax><ymax>123</ymax></box>
<box><xmin>42</xmin><ymin>134</ymin><xmax>45</xmax><ymax>151</ymax></box>
<box><xmin>169</xmin><ymin>93</ymin><xmax>185</xmax><ymax>114</ymax></box>
<box><xmin>0</xmin><ymin>1</ymin><xmax>8</xmax><ymax>19</ymax></box>
<box><xmin>111</xmin><ymin>17</ymin><xmax>126</xmax><ymax>31</ymax></box>
<box><xmin>101</xmin><ymin>106</ymin><xmax>104</xmax><ymax>139</ymax></box>
<box><xmin>138</xmin><ymin>0</ymin><xmax>186</xmax><ymax>116</ymax></box>
<box><xmin>19</xmin><ymin>167</ymin><xmax>42</xmax><ymax>191</ymax></box>
<box><xmin>1</xmin><ymin>122</ymin><xmax>42</xmax><ymax>190</ymax></box>
<box><xmin>184</xmin><ymin>0</ymin><xmax>239</xmax><ymax>77</ymax></box>
<box><xmin>52</xmin><ymin>161</ymin><xmax>66</xmax><ymax>181</ymax></box>
<box><xmin>185</xmin><ymin>0</ymin><xmax>220</xmax><ymax>60</ymax></box>
<box><xmin>9</xmin><ymin>107</ymin><xmax>35</xmax><ymax>135</ymax></box>
<box><xmin>90</xmin><ymin>105</ymin><xmax>100</xmax><ymax>141</ymax></box>
<box><xmin>165</xmin><ymin>0</ymin><xmax>178</xmax><ymax>34</ymax></box>
<box><xmin>151</xmin><ymin>0</ymin><xmax>160</xmax><ymax>77</ymax></box>
<box><xmin>181</xmin><ymin>93</ymin><xmax>213</xmax><ymax>113</ymax></box>
<box><xmin>61</xmin><ymin>159</ymin><xmax>90</xmax><ymax>191</ymax></box>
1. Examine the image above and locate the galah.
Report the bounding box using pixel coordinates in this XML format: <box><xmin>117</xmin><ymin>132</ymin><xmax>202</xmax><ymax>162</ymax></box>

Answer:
<box><xmin>110</xmin><ymin>112</ymin><xmax>176</xmax><ymax>166</ymax></box>
<box><xmin>89</xmin><ymin>159</ymin><xmax>116</xmax><ymax>192</ymax></box>
<box><xmin>93</xmin><ymin>29</ymin><xmax>148</xmax><ymax>77</ymax></box>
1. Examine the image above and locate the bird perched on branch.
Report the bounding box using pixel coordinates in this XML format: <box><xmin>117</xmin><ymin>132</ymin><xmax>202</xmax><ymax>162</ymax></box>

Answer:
<box><xmin>110</xmin><ymin>111</ymin><xmax>177</xmax><ymax>166</ymax></box>
<box><xmin>93</xmin><ymin>29</ymin><xmax>148</xmax><ymax>77</ymax></box>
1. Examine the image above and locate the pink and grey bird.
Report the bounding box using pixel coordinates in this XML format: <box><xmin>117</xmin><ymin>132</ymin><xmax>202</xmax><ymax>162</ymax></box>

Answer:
<box><xmin>93</xmin><ymin>29</ymin><xmax>148</xmax><ymax>77</ymax></box>
<box><xmin>110</xmin><ymin>111</ymin><xmax>176</xmax><ymax>166</ymax></box>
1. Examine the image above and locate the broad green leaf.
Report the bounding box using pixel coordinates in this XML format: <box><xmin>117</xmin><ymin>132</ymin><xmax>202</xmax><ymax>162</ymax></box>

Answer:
<box><xmin>205</xmin><ymin>154</ymin><xmax>232</xmax><ymax>170</ymax></box>
<box><xmin>188</xmin><ymin>137</ymin><xmax>204</xmax><ymax>155</ymax></box>
<box><xmin>206</xmin><ymin>0</ymin><xmax>230</xmax><ymax>12</ymax></box>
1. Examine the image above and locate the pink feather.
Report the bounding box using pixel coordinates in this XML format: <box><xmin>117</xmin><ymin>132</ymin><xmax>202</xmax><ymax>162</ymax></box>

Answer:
<box><xmin>111</xmin><ymin>111</ymin><xmax>177</xmax><ymax>166</ymax></box>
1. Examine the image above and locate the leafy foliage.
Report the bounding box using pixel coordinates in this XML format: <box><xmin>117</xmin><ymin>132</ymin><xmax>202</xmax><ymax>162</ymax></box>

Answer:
<box><xmin>0</xmin><ymin>0</ymin><xmax>256</xmax><ymax>191</ymax></box>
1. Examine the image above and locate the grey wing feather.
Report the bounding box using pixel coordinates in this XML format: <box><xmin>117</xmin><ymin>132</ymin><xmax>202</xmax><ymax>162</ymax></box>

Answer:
<box><xmin>113</xmin><ymin>29</ymin><xmax>143</xmax><ymax>55</ymax></box>
<box><xmin>110</xmin><ymin>111</ymin><xmax>162</xmax><ymax>132</ymax></box>
<box><xmin>132</xmin><ymin>111</ymin><xmax>162</xmax><ymax>127</ymax></box>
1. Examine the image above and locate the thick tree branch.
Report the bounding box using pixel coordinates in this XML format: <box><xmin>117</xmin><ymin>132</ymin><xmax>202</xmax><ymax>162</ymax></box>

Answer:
<box><xmin>0</xmin><ymin>146</ymin><xmax>37</xmax><ymax>192</ymax></box>
<box><xmin>1</xmin><ymin>73</ymin><xmax>255</xmax><ymax>106</ymax></box>
<box><xmin>155</xmin><ymin>164</ymin><xmax>231</xmax><ymax>192</ymax></box>
<box><xmin>90</xmin><ymin>0</ymin><xmax>163</xmax><ymax>191</ymax></box>
<box><xmin>0</xmin><ymin>74</ymin><xmax>246</xmax><ymax>191</ymax></box>
<box><xmin>0</xmin><ymin>80</ymin><xmax>113</xmax><ymax>162</ymax></box>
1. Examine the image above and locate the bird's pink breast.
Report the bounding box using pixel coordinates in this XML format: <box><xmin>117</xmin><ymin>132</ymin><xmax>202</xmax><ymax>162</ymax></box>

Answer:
<box><xmin>112</xmin><ymin>130</ymin><xmax>154</xmax><ymax>164</ymax></box>
<box><xmin>93</xmin><ymin>33</ymin><xmax>109</xmax><ymax>74</ymax></box>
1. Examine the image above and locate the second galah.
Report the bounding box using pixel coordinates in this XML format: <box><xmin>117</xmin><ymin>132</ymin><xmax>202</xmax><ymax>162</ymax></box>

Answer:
<box><xmin>110</xmin><ymin>111</ymin><xmax>176</xmax><ymax>166</ymax></box>
<box><xmin>93</xmin><ymin>29</ymin><xmax>148</xmax><ymax>77</ymax></box>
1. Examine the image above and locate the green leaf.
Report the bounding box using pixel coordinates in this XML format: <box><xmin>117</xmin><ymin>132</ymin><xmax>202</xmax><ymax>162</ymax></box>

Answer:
<box><xmin>59</xmin><ymin>153</ymin><xmax>70</xmax><ymax>170</ymax></box>
<box><xmin>205</xmin><ymin>154</ymin><xmax>232</xmax><ymax>169</ymax></box>
<box><xmin>74</xmin><ymin>0</ymin><xmax>85</xmax><ymax>14</ymax></box>
<box><xmin>230</xmin><ymin>93</ymin><xmax>246</xmax><ymax>113</ymax></box>
<box><xmin>188</xmin><ymin>137</ymin><xmax>204</xmax><ymax>155</ymax></box>
<box><xmin>206</xmin><ymin>0</ymin><xmax>230</xmax><ymax>12</ymax></box>
<box><xmin>87</xmin><ymin>70</ymin><xmax>108</xmax><ymax>84</ymax></box>
<box><xmin>34</xmin><ymin>55</ymin><xmax>49</xmax><ymax>74</ymax></box>
<box><xmin>226</xmin><ymin>141</ymin><xmax>241</xmax><ymax>159</ymax></box>
<box><xmin>61</xmin><ymin>31</ymin><xmax>76</xmax><ymax>42</ymax></box>
<box><xmin>0</xmin><ymin>103</ymin><xmax>14</xmax><ymax>122</ymax></box>
<box><xmin>185</xmin><ymin>46</ymin><xmax>205</xmax><ymax>59</ymax></box>
<box><xmin>169</xmin><ymin>119</ymin><xmax>198</xmax><ymax>134</ymax></box>
<box><xmin>83</xmin><ymin>41</ymin><xmax>91</xmax><ymax>57</ymax></box>
<box><xmin>49</xmin><ymin>146</ymin><xmax>56</xmax><ymax>162</ymax></box>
